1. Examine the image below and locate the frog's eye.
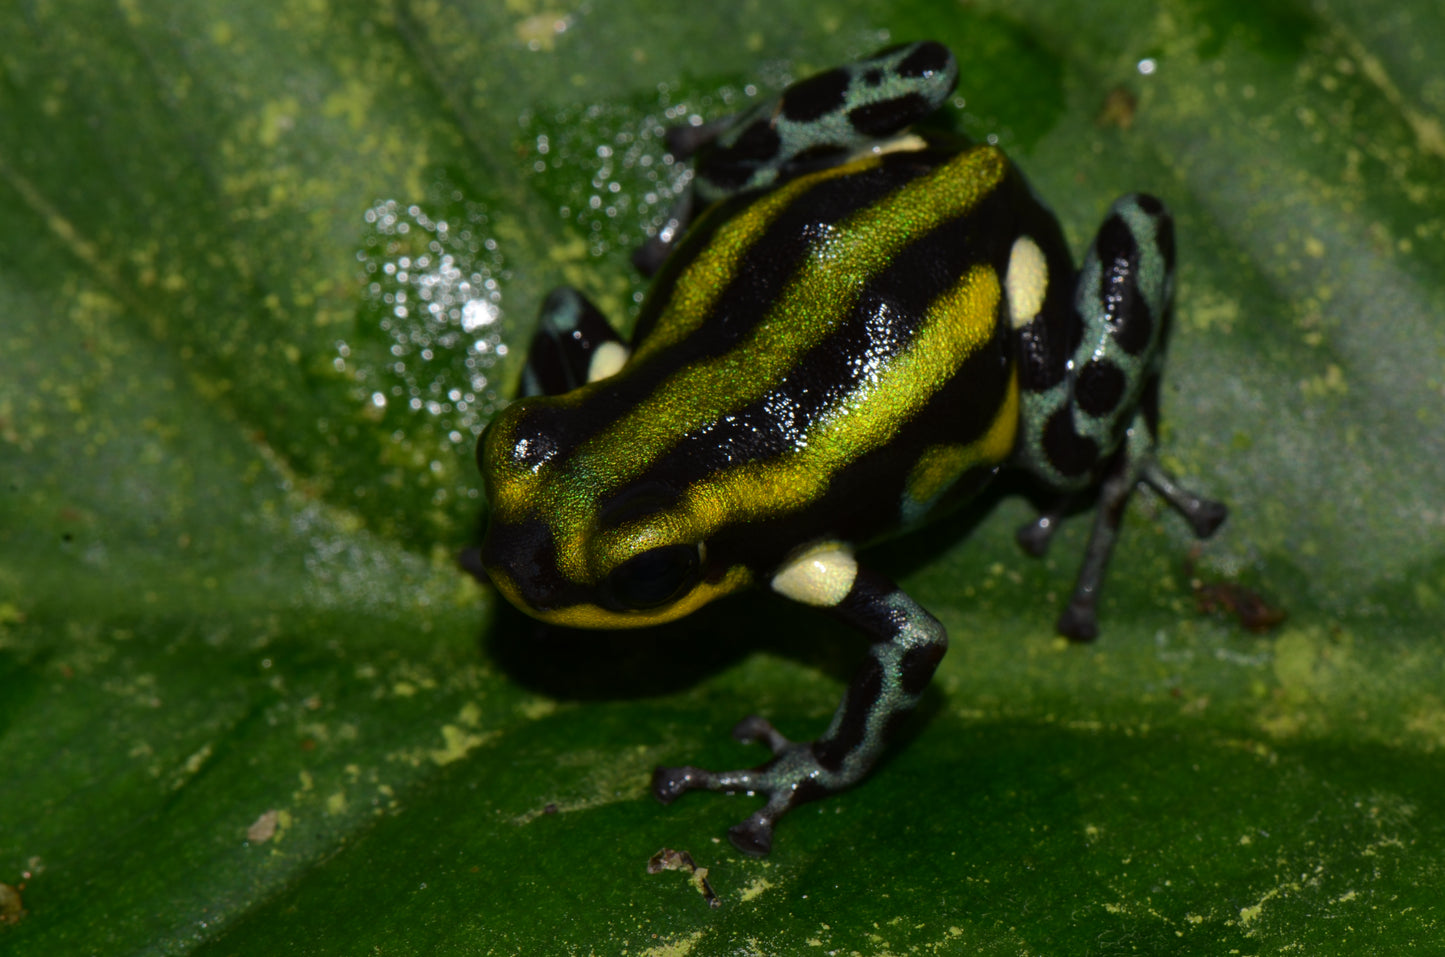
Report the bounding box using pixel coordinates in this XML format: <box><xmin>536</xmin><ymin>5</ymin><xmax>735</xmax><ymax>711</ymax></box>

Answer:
<box><xmin>606</xmin><ymin>544</ymin><xmax>701</xmax><ymax>610</ymax></box>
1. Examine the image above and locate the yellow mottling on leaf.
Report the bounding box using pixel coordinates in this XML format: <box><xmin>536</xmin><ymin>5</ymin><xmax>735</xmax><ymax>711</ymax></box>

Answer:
<box><xmin>323</xmin><ymin>79</ymin><xmax>374</xmax><ymax>132</ymax></box>
<box><xmin>1343</xmin><ymin>34</ymin><xmax>1445</xmax><ymax>159</ymax></box>
<box><xmin>515</xmin><ymin>13</ymin><xmax>568</xmax><ymax>51</ymax></box>
<box><xmin>326</xmin><ymin>791</ymin><xmax>348</xmax><ymax>815</ymax></box>
<box><xmin>549</xmin><ymin>233</ymin><xmax>591</xmax><ymax>269</ymax></box>
<box><xmin>640</xmin><ymin>929</ymin><xmax>708</xmax><ymax>957</ymax></box>
<box><xmin>519</xmin><ymin>698</ymin><xmax>556</xmax><ymax>720</ymax></box>
<box><xmin>512</xmin><ymin>746</ymin><xmax>660</xmax><ymax>825</ymax></box>
<box><xmin>1184</xmin><ymin>288</ymin><xmax>1241</xmax><ymax>334</ymax></box>
<box><xmin>429</xmin><ymin>724</ymin><xmax>495</xmax><ymax>765</ymax></box>
<box><xmin>738</xmin><ymin>876</ymin><xmax>773</xmax><ymax>902</ymax></box>
<box><xmin>173</xmin><ymin>742</ymin><xmax>214</xmax><ymax>789</ymax></box>
<box><xmin>1239</xmin><ymin>882</ymin><xmax>1285</xmax><ymax>927</ymax></box>
<box><xmin>1273</xmin><ymin>628</ymin><xmax>1322</xmax><ymax>699</ymax></box>
<box><xmin>1300</xmin><ymin>363</ymin><xmax>1347</xmax><ymax>399</ymax></box>
<box><xmin>1405</xmin><ymin>698</ymin><xmax>1445</xmax><ymax>750</ymax></box>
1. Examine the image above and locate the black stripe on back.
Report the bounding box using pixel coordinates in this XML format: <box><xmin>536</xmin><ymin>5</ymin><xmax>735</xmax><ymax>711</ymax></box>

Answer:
<box><xmin>697</xmin><ymin>317</ymin><xmax>1013</xmax><ymax>573</ymax></box>
<box><xmin>534</xmin><ymin>149</ymin><xmax>963</xmax><ymax>471</ymax></box>
<box><xmin>621</xmin><ymin>175</ymin><xmax>1020</xmax><ymax>500</ymax></box>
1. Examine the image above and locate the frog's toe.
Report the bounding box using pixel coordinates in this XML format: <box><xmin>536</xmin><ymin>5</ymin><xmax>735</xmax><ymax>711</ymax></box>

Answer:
<box><xmin>731</xmin><ymin>715</ymin><xmax>794</xmax><ymax>754</ymax></box>
<box><xmin>1141</xmin><ymin>461</ymin><xmax>1229</xmax><ymax>539</ymax></box>
<box><xmin>1015</xmin><ymin>514</ymin><xmax>1057</xmax><ymax>557</ymax></box>
<box><xmin>727</xmin><ymin>813</ymin><xmax>776</xmax><ymax>857</ymax></box>
<box><xmin>1057</xmin><ymin>598</ymin><xmax>1100</xmax><ymax>642</ymax></box>
<box><xmin>651</xmin><ymin>765</ymin><xmax>712</xmax><ymax>804</ymax></box>
<box><xmin>1188</xmin><ymin>498</ymin><xmax>1229</xmax><ymax>538</ymax></box>
<box><xmin>652</xmin><ymin>760</ymin><xmax>772</xmax><ymax>803</ymax></box>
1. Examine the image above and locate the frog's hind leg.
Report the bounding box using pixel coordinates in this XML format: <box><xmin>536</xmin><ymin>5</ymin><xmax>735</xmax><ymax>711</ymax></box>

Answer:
<box><xmin>635</xmin><ymin>41</ymin><xmax>960</xmax><ymax>274</ymax></box>
<box><xmin>1013</xmin><ymin>194</ymin><xmax>1226</xmax><ymax>640</ymax></box>
<box><xmin>518</xmin><ymin>288</ymin><xmax>629</xmax><ymax>397</ymax></box>
<box><xmin>690</xmin><ymin>41</ymin><xmax>958</xmax><ymax>202</ymax></box>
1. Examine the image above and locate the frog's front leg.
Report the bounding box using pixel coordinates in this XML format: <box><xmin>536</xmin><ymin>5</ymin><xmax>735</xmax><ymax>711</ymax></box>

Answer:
<box><xmin>652</xmin><ymin>557</ymin><xmax>946</xmax><ymax>856</ymax></box>
<box><xmin>518</xmin><ymin>287</ymin><xmax>630</xmax><ymax>398</ymax></box>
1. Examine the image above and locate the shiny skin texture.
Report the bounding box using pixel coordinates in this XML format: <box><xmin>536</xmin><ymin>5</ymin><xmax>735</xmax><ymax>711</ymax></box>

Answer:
<box><xmin>475</xmin><ymin>41</ymin><xmax>1226</xmax><ymax>855</ymax></box>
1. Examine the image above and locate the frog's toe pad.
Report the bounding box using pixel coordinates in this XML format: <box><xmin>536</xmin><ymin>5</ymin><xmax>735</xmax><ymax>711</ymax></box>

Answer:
<box><xmin>727</xmin><ymin>815</ymin><xmax>775</xmax><ymax>857</ymax></box>
<box><xmin>1190</xmin><ymin>499</ymin><xmax>1229</xmax><ymax>539</ymax></box>
<box><xmin>652</xmin><ymin>765</ymin><xmax>710</xmax><ymax>804</ymax></box>
<box><xmin>1057</xmin><ymin>600</ymin><xmax>1100</xmax><ymax>642</ymax></box>
<box><xmin>1015</xmin><ymin>517</ymin><xmax>1055</xmax><ymax>557</ymax></box>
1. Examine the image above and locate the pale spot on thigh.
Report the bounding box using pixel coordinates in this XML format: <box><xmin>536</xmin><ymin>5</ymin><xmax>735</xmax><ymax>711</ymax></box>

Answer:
<box><xmin>771</xmin><ymin>541</ymin><xmax>858</xmax><ymax>607</ymax></box>
<box><xmin>586</xmin><ymin>341</ymin><xmax>630</xmax><ymax>383</ymax></box>
<box><xmin>1006</xmin><ymin>235</ymin><xmax>1048</xmax><ymax>328</ymax></box>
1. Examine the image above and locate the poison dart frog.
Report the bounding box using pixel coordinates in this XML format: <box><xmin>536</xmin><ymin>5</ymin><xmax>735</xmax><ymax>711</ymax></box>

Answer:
<box><xmin>475</xmin><ymin>41</ymin><xmax>1227</xmax><ymax>856</ymax></box>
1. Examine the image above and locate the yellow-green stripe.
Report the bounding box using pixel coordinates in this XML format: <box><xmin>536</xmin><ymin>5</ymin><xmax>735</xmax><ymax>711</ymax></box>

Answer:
<box><xmin>550</xmin><ymin>146</ymin><xmax>1008</xmax><ymax>552</ymax></box>
<box><xmin>677</xmin><ymin>263</ymin><xmax>1003</xmax><ymax>538</ymax></box>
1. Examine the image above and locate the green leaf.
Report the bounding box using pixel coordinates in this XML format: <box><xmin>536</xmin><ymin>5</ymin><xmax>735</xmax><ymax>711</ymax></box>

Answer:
<box><xmin>3</xmin><ymin>0</ymin><xmax>1443</xmax><ymax>953</ymax></box>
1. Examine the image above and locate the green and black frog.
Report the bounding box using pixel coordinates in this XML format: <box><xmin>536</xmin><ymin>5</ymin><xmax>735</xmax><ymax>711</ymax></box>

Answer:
<box><xmin>475</xmin><ymin>41</ymin><xmax>1227</xmax><ymax>855</ymax></box>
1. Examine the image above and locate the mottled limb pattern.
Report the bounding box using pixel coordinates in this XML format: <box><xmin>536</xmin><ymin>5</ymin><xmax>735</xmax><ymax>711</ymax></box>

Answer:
<box><xmin>636</xmin><ymin>41</ymin><xmax>959</xmax><ymax>274</ymax></box>
<box><xmin>652</xmin><ymin>568</ymin><xmax>947</xmax><ymax>856</ymax></box>
<box><xmin>690</xmin><ymin>41</ymin><xmax>958</xmax><ymax>205</ymax></box>
<box><xmin>1013</xmin><ymin>194</ymin><xmax>1227</xmax><ymax>639</ymax></box>
<box><xmin>519</xmin><ymin>287</ymin><xmax>626</xmax><ymax>398</ymax></box>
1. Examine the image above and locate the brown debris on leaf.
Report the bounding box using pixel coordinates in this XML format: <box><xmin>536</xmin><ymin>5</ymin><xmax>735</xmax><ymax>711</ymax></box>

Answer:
<box><xmin>647</xmin><ymin>848</ymin><xmax>721</xmax><ymax>908</ymax></box>
<box><xmin>1186</xmin><ymin>546</ymin><xmax>1287</xmax><ymax>633</ymax></box>
<box><xmin>0</xmin><ymin>882</ymin><xmax>25</xmax><ymax>926</ymax></box>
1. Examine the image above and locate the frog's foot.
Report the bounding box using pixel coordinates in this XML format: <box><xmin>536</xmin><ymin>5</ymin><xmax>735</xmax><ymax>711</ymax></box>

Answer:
<box><xmin>1141</xmin><ymin>460</ymin><xmax>1228</xmax><ymax>539</ymax></box>
<box><xmin>1018</xmin><ymin>460</ymin><xmax>1226</xmax><ymax>567</ymax></box>
<box><xmin>656</xmin><ymin>571</ymin><xmax>946</xmax><ymax>854</ymax></box>
<box><xmin>1015</xmin><ymin>500</ymin><xmax>1073</xmax><ymax>557</ymax></box>
<box><xmin>652</xmin><ymin>716</ymin><xmax>833</xmax><ymax>857</ymax></box>
<box><xmin>519</xmin><ymin>288</ymin><xmax>629</xmax><ymax>397</ymax></box>
<box><xmin>1056</xmin><ymin>446</ymin><xmax>1229</xmax><ymax>641</ymax></box>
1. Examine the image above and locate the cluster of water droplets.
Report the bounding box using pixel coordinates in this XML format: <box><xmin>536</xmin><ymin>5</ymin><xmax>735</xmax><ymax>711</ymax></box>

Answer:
<box><xmin>341</xmin><ymin>196</ymin><xmax>509</xmax><ymax>450</ymax></box>
<box><xmin>521</xmin><ymin>80</ymin><xmax>761</xmax><ymax>268</ymax></box>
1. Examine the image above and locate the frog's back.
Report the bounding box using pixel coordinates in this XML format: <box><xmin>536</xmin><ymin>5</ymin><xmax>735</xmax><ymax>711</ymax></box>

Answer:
<box><xmin>595</xmin><ymin>139</ymin><xmax>1070</xmax><ymax>557</ymax></box>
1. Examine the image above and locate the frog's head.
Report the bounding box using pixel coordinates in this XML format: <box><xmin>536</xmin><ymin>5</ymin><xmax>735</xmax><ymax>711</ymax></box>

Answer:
<box><xmin>475</xmin><ymin>399</ymin><xmax>749</xmax><ymax>629</ymax></box>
